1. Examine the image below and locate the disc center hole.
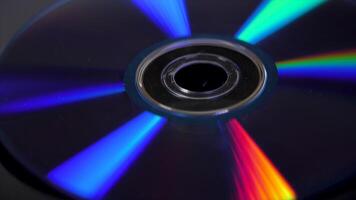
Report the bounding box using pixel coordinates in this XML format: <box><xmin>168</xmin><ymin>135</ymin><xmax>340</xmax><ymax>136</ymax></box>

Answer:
<box><xmin>174</xmin><ymin>62</ymin><xmax>228</xmax><ymax>92</ymax></box>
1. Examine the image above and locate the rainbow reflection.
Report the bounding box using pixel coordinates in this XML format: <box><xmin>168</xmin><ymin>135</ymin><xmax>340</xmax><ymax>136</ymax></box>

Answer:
<box><xmin>0</xmin><ymin>83</ymin><xmax>125</xmax><ymax>114</ymax></box>
<box><xmin>132</xmin><ymin>0</ymin><xmax>191</xmax><ymax>38</ymax></box>
<box><xmin>236</xmin><ymin>0</ymin><xmax>326</xmax><ymax>44</ymax></box>
<box><xmin>226</xmin><ymin>119</ymin><xmax>296</xmax><ymax>200</ymax></box>
<box><xmin>48</xmin><ymin>112</ymin><xmax>166</xmax><ymax>199</ymax></box>
<box><xmin>277</xmin><ymin>50</ymin><xmax>356</xmax><ymax>81</ymax></box>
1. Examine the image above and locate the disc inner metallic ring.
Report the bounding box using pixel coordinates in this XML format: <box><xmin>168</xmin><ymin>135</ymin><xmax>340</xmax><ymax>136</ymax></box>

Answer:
<box><xmin>161</xmin><ymin>53</ymin><xmax>240</xmax><ymax>100</ymax></box>
<box><xmin>132</xmin><ymin>38</ymin><xmax>270</xmax><ymax>118</ymax></box>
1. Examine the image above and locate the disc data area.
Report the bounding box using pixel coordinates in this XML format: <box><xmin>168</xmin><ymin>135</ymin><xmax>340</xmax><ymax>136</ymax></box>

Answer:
<box><xmin>0</xmin><ymin>0</ymin><xmax>355</xmax><ymax>200</ymax></box>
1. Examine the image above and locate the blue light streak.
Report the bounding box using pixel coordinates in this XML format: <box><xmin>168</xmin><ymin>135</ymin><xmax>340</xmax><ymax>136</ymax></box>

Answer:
<box><xmin>277</xmin><ymin>51</ymin><xmax>356</xmax><ymax>82</ymax></box>
<box><xmin>0</xmin><ymin>83</ymin><xmax>125</xmax><ymax>114</ymax></box>
<box><xmin>48</xmin><ymin>112</ymin><xmax>166</xmax><ymax>199</ymax></box>
<box><xmin>235</xmin><ymin>0</ymin><xmax>326</xmax><ymax>44</ymax></box>
<box><xmin>132</xmin><ymin>0</ymin><xmax>191</xmax><ymax>38</ymax></box>
<box><xmin>278</xmin><ymin>66</ymin><xmax>356</xmax><ymax>82</ymax></box>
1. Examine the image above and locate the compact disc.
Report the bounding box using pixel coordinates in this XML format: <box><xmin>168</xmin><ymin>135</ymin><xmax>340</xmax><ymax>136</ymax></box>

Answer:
<box><xmin>0</xmin><ymin>0</ymin><xmax>355</xmax><ymax>199</ymax></box>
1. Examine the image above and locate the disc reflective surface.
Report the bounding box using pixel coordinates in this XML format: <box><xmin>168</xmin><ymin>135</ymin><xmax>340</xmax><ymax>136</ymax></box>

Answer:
<box><xmin>0</xmin><ymin>0</ymin><xmax>355</xmax><ymax>199</ymax></box>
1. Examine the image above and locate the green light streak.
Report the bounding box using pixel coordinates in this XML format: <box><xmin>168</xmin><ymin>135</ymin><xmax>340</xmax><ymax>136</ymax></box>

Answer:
<box><xmin>236</xmin><ymin>0</ymin><xmax>327</xmax><ymax>44</ymax></box>
<box><xmin>277</xmin><ymin>53</ymin><xmax>356</xmax><ymax>68</ymax></box>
